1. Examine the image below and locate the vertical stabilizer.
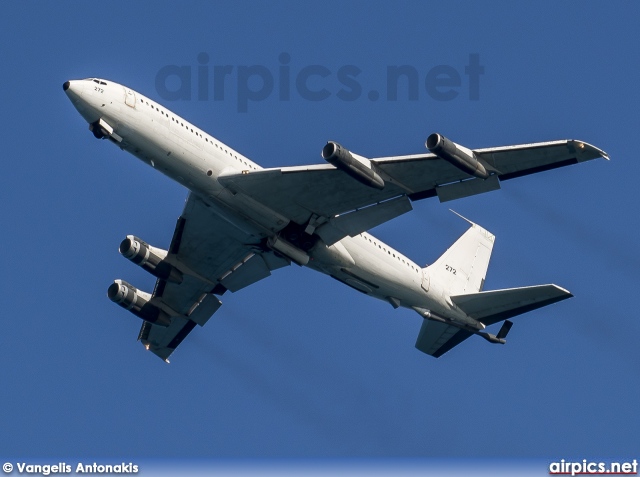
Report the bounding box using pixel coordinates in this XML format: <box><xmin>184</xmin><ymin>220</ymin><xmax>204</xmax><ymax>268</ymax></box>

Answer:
<box><xmin>426</xmin><ymin>212</ymin><xmax>495</xmax><ymax>296</ymax></box>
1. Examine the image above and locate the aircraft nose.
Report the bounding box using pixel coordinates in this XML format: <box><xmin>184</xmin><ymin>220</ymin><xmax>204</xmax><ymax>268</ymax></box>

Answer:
<box><xmin>63</xmin><ymin>80</ymin><xmax>84</xmax><ymax>104</ymax></box>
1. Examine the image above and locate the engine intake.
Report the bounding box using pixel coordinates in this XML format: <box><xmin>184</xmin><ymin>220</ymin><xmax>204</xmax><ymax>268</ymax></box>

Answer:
<box><xmin>426</xmin><ymin>133</ymin><xmax>490</xmax><ymax>179</ymax></box>
<box><xmin>322</xmin><ymin>141</ymin><xmax>385</xmax><ymax>189</ymax></box>
<box><xmin>119</xmin><ymin>235</ymin><xmax>183</xmax><ymax>284</ymax></box>
<box><xmin>107</xmin><ymin>279</ymin><xmax>171</xmax><ymax>327</ymax></box>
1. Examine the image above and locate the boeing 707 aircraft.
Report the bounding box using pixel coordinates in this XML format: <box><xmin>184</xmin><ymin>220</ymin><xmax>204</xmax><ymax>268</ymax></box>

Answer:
<box><xmin>63</xmin><ymin>78</ymin><xmax>608</xmax><ymax>362</ymax></box>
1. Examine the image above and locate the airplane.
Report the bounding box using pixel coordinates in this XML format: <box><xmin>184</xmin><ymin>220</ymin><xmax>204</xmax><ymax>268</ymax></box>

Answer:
<box><xmin>63</xmin><ymin>78</ymin><xmax>608</xmax><ymax>362</ymax></box>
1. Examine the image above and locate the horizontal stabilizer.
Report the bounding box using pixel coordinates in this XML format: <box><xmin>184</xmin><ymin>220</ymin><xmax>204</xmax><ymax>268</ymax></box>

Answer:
<box><xmin>415</xmin><ymin>319</ymin><xmax>474</xmax><ymax>357</ymax></box>
<box><xmin>451</xmin><ymin>284</ymin><xmax>573</xmax><ymax>326</ymax></box>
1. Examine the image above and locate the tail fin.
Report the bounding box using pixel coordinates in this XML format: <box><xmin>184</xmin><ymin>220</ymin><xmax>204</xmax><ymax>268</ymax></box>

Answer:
<box><xmin>426</xmin><ymin>212</ymin><xmax>495</xmax><ymax>296</ymax></box>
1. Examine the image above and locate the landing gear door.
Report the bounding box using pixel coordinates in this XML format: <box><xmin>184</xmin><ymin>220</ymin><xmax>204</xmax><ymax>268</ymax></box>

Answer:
<box><xmin>421</xmin><ymin>268</ymin><xmax>430</xmax><ymax>292</ymax></box>
<box><xmin>124</xmin><ymin>87</ymin><xmax>136</xmax><ymax>108</ymax></box>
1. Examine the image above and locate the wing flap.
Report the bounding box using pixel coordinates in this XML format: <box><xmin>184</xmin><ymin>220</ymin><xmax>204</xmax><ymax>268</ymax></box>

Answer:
<box><xmin>187</xmin><ymin>293</ymin><xmax>222</xmax><ymax>326</ymax></box>
<box><xmin>220</xmin><ymin>253</ymin><xmax>273</xmax><ymax>292</ymax></box>
<box><xmin>435</xmin><ymin>175</ymin><xmax>501</xmax><ymax>202</ymax></box>
<box><xmin>316</xmin><ymin>196</ymin><xmax>413</xmax><ymax>245</ymax></box>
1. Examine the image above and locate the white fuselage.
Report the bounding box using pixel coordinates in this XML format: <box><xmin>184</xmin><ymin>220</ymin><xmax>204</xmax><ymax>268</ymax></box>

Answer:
<box><xmin>65</xmin><ymin>78</ymin><xmax>465</xmax><ymax>322</ymax></box>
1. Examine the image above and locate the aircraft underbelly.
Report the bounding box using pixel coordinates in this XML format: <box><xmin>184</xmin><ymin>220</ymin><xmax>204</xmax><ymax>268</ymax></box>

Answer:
<box><xmin>331</xmin><ymin>237</ymin><xmax>428</xmax><ymax>308</ymax></box>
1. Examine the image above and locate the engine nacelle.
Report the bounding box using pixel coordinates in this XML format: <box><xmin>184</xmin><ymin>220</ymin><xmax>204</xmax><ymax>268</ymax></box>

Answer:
<box><xmin>107</xmin><ymin>279</ymin><xmax>171</xmax><ymax>327</ymax></box>
<box><xmin>322</xmin><ymin>141</ymin><xmax>385</xmax><ymax>189</ymax></box>
<box><xmin>426</xmin><ymin>133</ymin><xmax>490</xmax><ymax>179</ymax></box>
<box><xmin>119</xmin><ymin>235</ymin><xmax>183</xmax><ymax>284</ymax></box>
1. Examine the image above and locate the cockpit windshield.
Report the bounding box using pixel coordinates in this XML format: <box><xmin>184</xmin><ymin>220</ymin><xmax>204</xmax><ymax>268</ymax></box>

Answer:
<box><xmin>84</xmin><ymin>78</ymin><xmax>108</xmax><ymax>86</ymax></box>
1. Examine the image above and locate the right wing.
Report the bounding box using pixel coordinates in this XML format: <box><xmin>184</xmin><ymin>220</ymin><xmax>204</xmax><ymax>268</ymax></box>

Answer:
<box><xmin>219</xmin><ymin>139</ymin><xmax>607</xmax><ymax>231</ymax></box>
<box><xmin>139</xmin><ymin>193</ymin><xmax>289</xmax><ymax>361</ymax></box>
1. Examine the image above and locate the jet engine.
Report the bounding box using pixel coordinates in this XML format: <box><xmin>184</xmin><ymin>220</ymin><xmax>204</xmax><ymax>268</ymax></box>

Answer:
<box><xmin>107</xmin><ymin>279</ymin><xmax>171</xmax><ymax>327</ymax></box>
<box><xmin>322</xmin><ymin>141</ymin><xmax>385</xmax><ymax>189</ymax></box>
<box><xmin>426</xmin><ymin>133</ymin><xmax>490</xmax><ymax>179</ymax></box>
<box><xmin>119</xmin><ymin>235</ymin><xmax>183</xmax><ymax>284</ymax></box>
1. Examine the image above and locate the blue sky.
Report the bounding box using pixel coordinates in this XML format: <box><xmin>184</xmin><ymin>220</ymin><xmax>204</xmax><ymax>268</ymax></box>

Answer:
<box><xmin>1</xmin><ymin>0</ymin><xmax>639</xmax><ymax>470</ymax></box>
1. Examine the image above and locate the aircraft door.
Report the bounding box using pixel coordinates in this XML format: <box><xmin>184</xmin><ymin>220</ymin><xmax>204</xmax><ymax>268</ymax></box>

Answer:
<box><xmin>124</xmin><ymin>87</ymin><xmax>136</xmax><ymax>108</ymax></box>
<box><xmin>421</xmin><ymin>268</ymin><xmax>430</xmax><ymax>292</ymax></box>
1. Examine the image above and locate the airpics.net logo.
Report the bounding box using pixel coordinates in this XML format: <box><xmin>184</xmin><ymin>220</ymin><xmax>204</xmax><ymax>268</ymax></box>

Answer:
<box><xmin>155</xmin><ymin>52</ymin><xmax>484</xmax><ymax>112</ymax></box>
<box><xmin>549</xmin><ymin>459</ymin><xmax>638</xmax><ymax>476</ymax></box>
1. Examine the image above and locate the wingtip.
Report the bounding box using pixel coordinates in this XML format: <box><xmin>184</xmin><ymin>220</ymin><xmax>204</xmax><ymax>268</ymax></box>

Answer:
<box><xmin>551</xmin><ymin>284</ymin><xmax>574</xmax><ymax>299</ymax></box>
<box><xmin>572</xmin><ymin>140</ymin><xmax>610</xmax><ymax>161</ymax></box>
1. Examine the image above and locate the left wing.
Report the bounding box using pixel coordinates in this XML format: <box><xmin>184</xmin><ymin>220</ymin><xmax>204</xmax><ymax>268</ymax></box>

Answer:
<box><xmin>218</xmin><ymin>139</ymin><xmax>608</xmax><ymax>233</ymax></box>
<box><xmin>139</xmin><ymin>194</ymin><xmax>289</xmax><ymax>361</ymax></box>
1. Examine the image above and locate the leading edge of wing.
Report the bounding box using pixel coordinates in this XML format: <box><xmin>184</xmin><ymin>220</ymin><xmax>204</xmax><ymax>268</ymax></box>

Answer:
<box><xmin>371</xmin><ymin>139</ymin><xmax>609</xmax><ymax>164</ymax></box>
